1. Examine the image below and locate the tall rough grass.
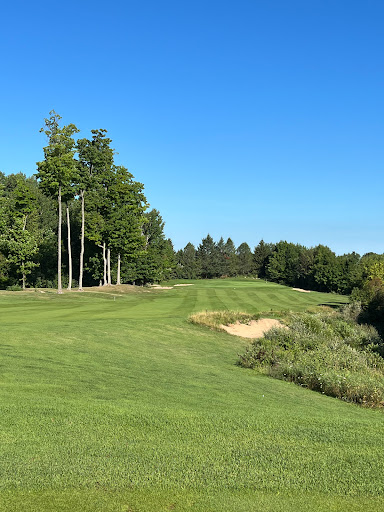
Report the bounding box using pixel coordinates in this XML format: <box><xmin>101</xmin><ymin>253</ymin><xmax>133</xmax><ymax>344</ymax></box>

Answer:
<box><xmin>189</xmin><ymin>310</ymin><xmax>260</xmax><ymax>330</ymax></box>
<box><xmin>238</xmin><ymin>309</ymin><xmax>384</xmax><ymax>407</ymax></box>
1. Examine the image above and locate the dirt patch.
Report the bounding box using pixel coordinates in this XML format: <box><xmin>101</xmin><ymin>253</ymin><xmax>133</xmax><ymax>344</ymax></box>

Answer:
<box><xmin>77</xmin><ymin>284</ymin><xmax>136</xmax><ymax>294</ymax></box>
<box><xmin>220</xmin><ymin>318</ymin><xmax>288</xmax><ymax>339</ymax></box>
<box><xmin>174</xmin><ymin>284</ymin><xmax>194</xmax><ymax>287</ymax></box>
<box><xmin>292</xmin><ymin>288</ymin><xmax>310</xmax><ymax>293</ymax></box>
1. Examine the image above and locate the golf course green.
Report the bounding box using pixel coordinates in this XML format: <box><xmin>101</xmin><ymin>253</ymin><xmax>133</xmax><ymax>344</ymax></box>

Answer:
<box><xmin>1</xmin><ymin>279</ymin><xmax>384</xmax><ymax>512</ymax></box>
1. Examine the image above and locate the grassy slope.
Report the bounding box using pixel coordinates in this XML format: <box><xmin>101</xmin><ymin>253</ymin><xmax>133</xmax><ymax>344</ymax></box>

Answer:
<box><xmin>1</xmin><ymin>279</ymin><xmax>384</xmax><ymax>511</ymax></box>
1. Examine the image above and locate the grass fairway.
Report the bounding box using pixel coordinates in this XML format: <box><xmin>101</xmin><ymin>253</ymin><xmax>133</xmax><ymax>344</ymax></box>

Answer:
<box><xmin>1</xmin><ymin>279</ymin><xmax>384</xmax><ymax>511</ymax></box>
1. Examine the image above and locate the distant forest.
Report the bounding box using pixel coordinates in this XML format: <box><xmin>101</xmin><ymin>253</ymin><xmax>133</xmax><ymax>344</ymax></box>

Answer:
<box><xmin>0</xmin><ymin>111</ymin><xmax>383</xmax><ymax>322</ymax></box>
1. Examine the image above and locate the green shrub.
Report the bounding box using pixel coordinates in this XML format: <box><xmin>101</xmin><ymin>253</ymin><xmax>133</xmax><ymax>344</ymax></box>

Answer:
<box><xmin>6</xmin><ymin>285</ymin><xmax>23</xmax><ymax>291</ymax></box>
<box><xmin>34</xmin><ymin>277</ymin><xmax>55</xmax><ymax>288</ymax></box>
<box><xmin>339</xmin><ymin>301</ymin><xmax>362</xmax><ymax>322</ymax></box>
<box><xmin>239</xmin><ymin>310</ymin><xmax>384</xmax><ymax>407</ymax></box>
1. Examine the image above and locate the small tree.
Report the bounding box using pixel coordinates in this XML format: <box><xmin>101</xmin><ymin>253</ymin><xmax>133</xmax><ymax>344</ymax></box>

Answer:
<box><xmin>1</xmin><ymin>217</ymin><xmax>39</xmax><ymax>289</ymax></box>
<box><xmin>133</xmin><ymin>209</ymin><xmax>173</xmax><ymax>284</ymax></box>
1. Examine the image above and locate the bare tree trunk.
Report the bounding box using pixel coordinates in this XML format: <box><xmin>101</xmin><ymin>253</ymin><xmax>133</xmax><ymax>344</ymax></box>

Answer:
<box><xmin>107</xmin><ymin>248</ymin><xmax>111</xmax><ymax>285</ymax></box>
<box><xmin>103</xmin><ymin>242</ymin><xmax>107</xmax><ymax>286</ymax></box>
<box><xmin>117</xmin><ymin>253</ymin><xmax>121</xmax><ymax>285</ymax></box>
<box><xmin>66</xmin><ymin>205</ymin><xmax>72</xmax><ymax>290</ymax></box>
<box><xmin>79</xmin><ymin>190</ymin><xmax>85</xmax><ymax>291</ymax></box>
<box><xmin>58</xmin><ymin>185</ymin><xmax>63</xmax><ymax>294</ymax></box>
<box><xmin>22</xmin><ymin>215</ymin><xmax>27</xmax><ymax>290</ymax></box>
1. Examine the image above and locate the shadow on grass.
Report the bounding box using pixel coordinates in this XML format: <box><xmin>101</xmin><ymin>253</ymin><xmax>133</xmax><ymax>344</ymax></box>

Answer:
<box><xmin>318</xmin><ymin>301</ymin><xmax>347</xmax><ymax>309</ymax></box>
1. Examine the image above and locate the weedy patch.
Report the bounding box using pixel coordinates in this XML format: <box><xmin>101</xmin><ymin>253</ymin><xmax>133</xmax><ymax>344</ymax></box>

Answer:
<box><xmin>189</xmin><ymin>310</ymin><xmax>261</xmax><ymax>331</ymax></box>
<box><xmin>238</xmin><ymin>309</ymin><xmax>384</xmax><ymax>407</ymax></box>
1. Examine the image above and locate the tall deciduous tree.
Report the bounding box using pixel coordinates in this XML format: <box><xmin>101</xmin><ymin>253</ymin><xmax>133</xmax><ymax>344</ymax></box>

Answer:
<box><xmin>36</xmin><ymin>111</ymin><xmax>79</xmax><ymax>293</ymax></box>
<box><xmin>76</xmin><ymin>129</ymin><xmax>114</xmax><ymax>289</ymax></box>
<box><xmin>106</xmin><ymin>165</ymin><xmax>147</xmax><ymax>284</ymax></box>
<box><xmin>312</xmin><ymin>244</ymin><xmax>339</xmax><ymax>292</ymax></box>
<box><xmin>7</xmin><ymin>173</ymin><xmax>38</xmax><ymax>228</ymax></box>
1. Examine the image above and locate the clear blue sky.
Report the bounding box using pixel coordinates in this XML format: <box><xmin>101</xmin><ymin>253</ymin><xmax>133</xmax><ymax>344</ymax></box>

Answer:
<box><xmin>1</xmin><ymin>0</ymin><xmax>383</xmax><ymax>255</ymax></box>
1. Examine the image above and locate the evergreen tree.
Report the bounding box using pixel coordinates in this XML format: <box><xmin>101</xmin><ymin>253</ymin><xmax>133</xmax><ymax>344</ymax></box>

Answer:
<box><xmin>237</xmin><ymin>242</ymin><xmax>253</xmax><ymax>276</ymax></box>
<box><xmin>177</xmin><ymin>242</ymin><xmax>198</xmax><ymax>279</ymax></box>
<box><xmin>224</xmin><ymin>238</ymin><xmax>238</xmax><ymax>276</ymax></box>
<box><xmin>196</xmin><ymin>234</ymin><xmax>218</xmax><ymax>278</ymax></box>
<box><xmin>253</xmin><ymin>240</ymin><xmax>274</xmax><ymax>278</ymax></box>
<box><xmin>216</xmin><ymin>237</ymin><xmax>227</xmax><ymax>277</ymax></box>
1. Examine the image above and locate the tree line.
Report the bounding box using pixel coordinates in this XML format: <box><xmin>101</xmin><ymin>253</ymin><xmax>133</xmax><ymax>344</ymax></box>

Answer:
<box><xmin>175</xmin><ymin>235</ymin><xmax>381</xmax><ymax>292</ymax></box>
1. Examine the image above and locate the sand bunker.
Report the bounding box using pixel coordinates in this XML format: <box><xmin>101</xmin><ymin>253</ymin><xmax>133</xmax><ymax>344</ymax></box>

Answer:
<box><xmin>174</xmin><ymin>284</ymin><xmax>194</xmax><ymax>287</ymax></box>
<box><xmin>220</xmin><ymin>318</ymin><xmax>288</xmax><ymax>339</ymax></box>
<box><xmin>292</xmin><ymin>288</ymin><xmax>310</xmax><ymax>293</ymax></box>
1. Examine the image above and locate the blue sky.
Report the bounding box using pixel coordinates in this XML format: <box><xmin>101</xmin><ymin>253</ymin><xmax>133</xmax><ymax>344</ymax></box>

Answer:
<box><xmin>1</xmin><ymin>0</ymin><xmax>383</xmax><ymax>255</ymax></box>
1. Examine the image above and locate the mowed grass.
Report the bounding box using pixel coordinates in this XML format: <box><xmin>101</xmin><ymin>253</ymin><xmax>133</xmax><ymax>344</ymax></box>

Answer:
<box><xmin>1</xmin><ymin>279</ymin><xmax>384</xmax><ymax>511</ymax></box>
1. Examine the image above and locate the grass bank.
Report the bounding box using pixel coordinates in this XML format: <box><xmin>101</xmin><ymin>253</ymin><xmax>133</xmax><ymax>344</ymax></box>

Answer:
<box><xmin>2</xmin><ymin>279</ymin><xmax>384</xmax><ymax>511</ymax></box>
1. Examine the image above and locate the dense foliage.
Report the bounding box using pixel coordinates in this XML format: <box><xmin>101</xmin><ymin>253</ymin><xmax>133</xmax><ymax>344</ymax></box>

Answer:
<box><xmin>238</xmin><ymin>306</ymin><xmax>384</xmax><ymax>406</ymax></box>
<box><xmin>0</xmin><ymin>112</ymin><xmax>174</xmax><ymax>290</ymax></box>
